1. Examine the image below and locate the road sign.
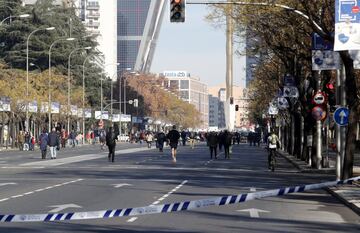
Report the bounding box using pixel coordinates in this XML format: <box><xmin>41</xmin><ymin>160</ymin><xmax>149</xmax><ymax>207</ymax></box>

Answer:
<box><xmin>312</xmin><ymin>106</ymin><xmax>327</xmax><ymax>121</ymax></box>
<box><xmin>333</xmin><ymin>107</ymin><xmax>349</xmax><ymax>126</ymax></box>
<box><xmin>283</xmin><ymin>74</ymin><xmax>295</xmax><ymax>86</ymax></box>
<box><xmin>312</xmin><ymin>91</ymin><xmax>326</xmax><ymax>105</ymax></box>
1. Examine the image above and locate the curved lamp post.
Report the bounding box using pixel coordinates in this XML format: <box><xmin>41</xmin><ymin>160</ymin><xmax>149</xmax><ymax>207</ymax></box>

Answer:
<box><xmin>0</xmin><ymin>13</ymin><xmax>29</xmax><ymax>25</ymax></box>
<box><xmin>26</xmin><ymin>26</ymin><xmax>55</xmax><ymax>131</ymax></box>
<box><xmin>67</xmin><ymin>46</ymin><xmax>91</xmax><ymax>134</ymax></box>
<box><xmin>48</xmin><ymin>37</ymin><xmax>76</xmax><ymax>131</ymax></box>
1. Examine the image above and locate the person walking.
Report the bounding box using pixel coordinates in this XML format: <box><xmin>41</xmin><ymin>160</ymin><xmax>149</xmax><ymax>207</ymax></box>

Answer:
<box><xmin>267</xmin><ymin>130</ymin><xmax>280</xmax><ymax>171</ymax></box>
<box><xmin>17</xmin><ymin>131</ymin><xmax>25</xmax><ymax>151</ymax></box>
<box><xmin>69</xmin><ymin>130</ymin><xmax>76</xmax><ymax>148</ymax></box>
<box><xmin>218</xmin><ymin>131</ymin><xmax>224</xmax><ymax>152</ymax></box>
<box><xmin>167</xmin><ymin>125</ymin><xmax>180</xmax><ymax>163</ymax></box>
<box><xmin>189</xmin><ymin>131</ymin><xmax>196</xmax><ymax>149</ymax></box>
<box><xmin>106</xmin><ymin>127</ymin><xmax>117</xmax><ymax>162</ymax></box>
<box><xmin>223</xmin><ymin>130</ymin><xmax>233</xmax><ymax>159</ymax></box>
<box><xmin>207</xmin><ymin>131</ymin><xmax>219</xmax><ymax>159</ymax></box>
<box><xmin>48</xmin><ymin>128</ymin><xmax>60</xmax><ymax>159</ymax></box>
<box><xmin>146</xmin><ymin>132</ymin><xmax>154</xmax><ymax>148</ymax></box>
<box><xmin>180</xmin><ymin>130</ymin><xmax>187</xmax><ymax>146</ymax></box>
<box><xmin>156</xmin><ymin>130</ymin><xmax>166</xmax><ymax>152</ymax></box>
<box><xmin>39</xmin><ymin>129</ymin><xmax>48</xmax><ymax>159</ymax></box>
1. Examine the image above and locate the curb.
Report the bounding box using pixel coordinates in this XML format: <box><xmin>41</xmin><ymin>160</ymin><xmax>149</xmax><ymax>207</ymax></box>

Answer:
<box><xmin>324</xmin><ymin>186</ymin><xmax>360</xmax><ymax>216</ymax></box>
<box><xmin>277</xmin><ymin>150</ymin><xmax>335</xmax><ymax>174</ymax></box>
<box><xmin>276</xmin><ymin>150</ymin><xmax>360</xmax><ymax>216</ymax></box>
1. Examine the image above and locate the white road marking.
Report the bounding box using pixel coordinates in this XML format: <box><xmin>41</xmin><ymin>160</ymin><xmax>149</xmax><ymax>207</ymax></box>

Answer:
<box><xmin>0</xmin><ymin>182</ymin><xmax>17</xmax><ymax>187</ymax></box>
<box><xmin>0</xmin><ymin>179</ymin><xmax>83</xmax><ymax>203</ymax></box>
<box><xmin>20</xmin><ymin>147</ymin><xmax>153</xmax><ymax>167</ymax></box>
<box><xmin>127</xmin><ymin>217</ymin><xmax>138</xmax><ymax>222</ymax></box>
<box><xmin>237</xmin><ymin>208</ymin><xmax>270</xmax><ymax>218</ymax></box>
<box><xmin>112</xmin><ymin>183</ymin><xmax>133</xmax><ymax>188</ymax></box>
<box><xmin>48</xmin><ymin>204</ymin><xmax>82</xmax><ymax>213</ymax></box>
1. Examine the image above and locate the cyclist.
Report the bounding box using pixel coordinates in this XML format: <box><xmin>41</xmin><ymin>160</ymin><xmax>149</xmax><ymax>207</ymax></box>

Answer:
<box><xmin>267</xmin><ymin>130</ymin><xmax>280</xmax><ymax>171</ymax></box>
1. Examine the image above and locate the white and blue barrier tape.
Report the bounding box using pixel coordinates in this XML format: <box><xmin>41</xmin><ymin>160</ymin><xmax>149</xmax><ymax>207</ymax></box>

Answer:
<box><xmin>1</xmin><ymin>176</ymin><xmax>359</xmax><ymax>222</ymax></box>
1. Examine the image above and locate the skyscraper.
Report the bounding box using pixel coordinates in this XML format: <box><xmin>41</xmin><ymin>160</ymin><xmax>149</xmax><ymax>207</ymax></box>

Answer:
<box><xmin>117</xmin><ymin>0</ymin><xmax>166</xmax><ymax>73</ymax></box>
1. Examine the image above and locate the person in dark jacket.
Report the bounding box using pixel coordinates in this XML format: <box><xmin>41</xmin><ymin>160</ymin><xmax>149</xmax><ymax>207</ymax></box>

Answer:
<box><xmin>157</xmin><ymin>131</ymin><xmax>166</xmax><ymax>152</ymax></box>
<box><xmin>106</xmin><ymin>127</ymin><xmax>117</xmax><ymax>162</ymax></box>
<box><xmin>207</xmin><ymin>132</ymin><xmax>219</xmax><ymax>159</ymax></box>
<box><xmin>39</xmin><ymin>129</ymin><xmax>48</xmax><ymax>159</ymax></box>
<box><xmin>180</xmin><ymin>130</ymin><xmax>187</xmax><ymax>146</ymax></box>
<box><xmin>218</xmin><ymin>131</ymin><xmax>224</xmax><ymax>151</ymax></box>
<box><xmin>48</xmin><ymin>128</ymin><xmax>60</xmax><ymax>159</ymax></box>
<box><xmin>167</xmin><ymin>125</ymin><xmax>180</xmax><ymax>163</ymax></box>
<box><xmin>223</xmin><ymin>130</ymin><xmax>233</xmax><ymax>159</ymax></box>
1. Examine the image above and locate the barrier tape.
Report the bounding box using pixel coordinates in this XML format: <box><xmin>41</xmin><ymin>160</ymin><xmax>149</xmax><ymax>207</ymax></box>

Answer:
<box><xmin>1</xmin><ymin>176</ymin><xmax>359</xmax><ymax>222</ymax></box>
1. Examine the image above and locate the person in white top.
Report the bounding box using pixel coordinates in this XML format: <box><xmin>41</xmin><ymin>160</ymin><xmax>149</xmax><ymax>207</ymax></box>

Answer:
<box><xmin>146</xmin><ymin>132</ymin><xmax>154</xmax><ymax>148</ymax></box>
<box><xmin>267</xmin><ymin>130</ymin><xmax>280</xmax><ymax>171</ymax></box>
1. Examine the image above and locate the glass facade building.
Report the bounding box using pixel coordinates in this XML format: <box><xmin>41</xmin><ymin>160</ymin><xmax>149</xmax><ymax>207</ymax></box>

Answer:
<box><xmin>117</xmin><ymin>0</ymin><xmax>166</xmax><ymax>73</ymax></box>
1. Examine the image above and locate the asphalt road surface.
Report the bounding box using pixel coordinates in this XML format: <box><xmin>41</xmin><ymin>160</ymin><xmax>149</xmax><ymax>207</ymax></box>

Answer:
<box><xmin>0</xmin><ymin>142</ymin><xmax>359</xmax><ymax>232</ymax></box>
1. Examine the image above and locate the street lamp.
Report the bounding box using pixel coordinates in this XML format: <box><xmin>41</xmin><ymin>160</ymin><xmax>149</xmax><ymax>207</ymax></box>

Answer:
<box><xmin>26</xmin><ymin>26</ymin><xmax>55</xmax><ymax>131</ymax></box>
<box><xmin>122</xmin><ymin>68</ymin><xmax>133</xmax><ymax>116</ymax></box>
<box><xmin>48</xmin><ymin>37</ymin><xmax>76</xmax><ymax>131</ymax></box>
<box><xmin>67</xmin><ymin>46</ymin><xmax>91</xmax><ymax>134</ymax></box>
<box><xmin>0</xmin><ymin>13</ymin><xmax>30</xmax><ymax>25</ymax></box>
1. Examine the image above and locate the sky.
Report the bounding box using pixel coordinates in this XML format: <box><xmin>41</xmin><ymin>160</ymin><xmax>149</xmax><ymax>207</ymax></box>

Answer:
<box><xmin>150</xmin><ymin>2</ymin><xmax>246</xmax><ymax>88</ymax></box>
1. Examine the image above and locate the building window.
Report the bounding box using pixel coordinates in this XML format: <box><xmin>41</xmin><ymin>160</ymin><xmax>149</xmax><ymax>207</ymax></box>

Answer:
<box><xmin>180</xmin><ymin>80</ymin><xmax>189</xmax><ymax>89</ymax></box>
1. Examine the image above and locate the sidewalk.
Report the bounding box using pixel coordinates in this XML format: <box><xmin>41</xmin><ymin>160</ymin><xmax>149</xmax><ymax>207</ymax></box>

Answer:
<box><xmin>277</xmin><ymin>150</ymin><xmax>360</xmax><ymax>216</ymax></box>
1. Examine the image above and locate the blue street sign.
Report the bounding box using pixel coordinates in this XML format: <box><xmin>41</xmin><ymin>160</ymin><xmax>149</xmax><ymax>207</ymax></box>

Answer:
<box><xmin>312</xmin><ymin>33</ymin><xmax>333</xmax><ymax>50</ymax></box>
<box><xmin>333</xmin><ymin>107</ymin><xmax>350</xmax><ymax>126</ymax></box>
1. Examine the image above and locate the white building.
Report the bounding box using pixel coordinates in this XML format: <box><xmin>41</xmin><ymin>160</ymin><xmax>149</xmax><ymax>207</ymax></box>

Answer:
<box><xmin>23</xmin><ymin>0</ymin><xmax>118</xmax><ymax>79</ymax></box>
<box><xmin>162</xmin><ymin>71</ymin><xmax>209</xmax><ymax>129</ymax></box>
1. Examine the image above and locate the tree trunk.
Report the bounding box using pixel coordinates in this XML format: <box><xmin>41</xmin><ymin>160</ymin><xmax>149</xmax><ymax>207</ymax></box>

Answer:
<box><xmin>340</xmin><ymin>51</ymin><xmax>359</xmax><ymax>179</ymax></box>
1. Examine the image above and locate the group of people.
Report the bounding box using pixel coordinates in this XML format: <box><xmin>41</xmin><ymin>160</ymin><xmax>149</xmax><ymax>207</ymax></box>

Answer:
<box><xmin>16</xmin><ymin>131</ymin><xmax>36</xmax><ymax>151</ymax></box>
<box><xmin>206</xmin><ymin>130</ymin><xmax>234</xmax><ymax>159</ymax></box>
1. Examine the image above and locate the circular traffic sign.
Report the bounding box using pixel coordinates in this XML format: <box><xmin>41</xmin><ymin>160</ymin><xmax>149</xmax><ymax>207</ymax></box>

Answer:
<box><xmin>333</xmin><ymin>107</ymin><xmax>349</xmax><ymax>126</ymax></box>
<box><xmin>312</xmin><ymin>91</ymin><xmax>326</xmax><ymax>105</ymax></box>
<box><xmin>353</xmin><ymin>6</ymin><xmax>360</xmax><ymax>14</ymax></box>
<box><xmin>312</xmin><ymin>106</ymin><xmax>326</xmax><ymax>121</ymax></box>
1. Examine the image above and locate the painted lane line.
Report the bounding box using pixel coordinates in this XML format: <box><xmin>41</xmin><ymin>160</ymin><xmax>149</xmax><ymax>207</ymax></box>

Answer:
<box><xmin>150</xmin><ymin>180</ymin><xmax>188</xmax><ymax>207</ymax></box>
<box><xmin>0</xmin><ymin>179</ymin><xmax>83</xmax><ymax>203</ymax></box>
<box><xmin>127</xmin><ymin>217</ymin><xmax>138</xmax><ymax>222</ymax></box>
<box><xmin>20</xmin><ymin>147</ymin><xmax>153</xmax><ymax>167</ymax></box>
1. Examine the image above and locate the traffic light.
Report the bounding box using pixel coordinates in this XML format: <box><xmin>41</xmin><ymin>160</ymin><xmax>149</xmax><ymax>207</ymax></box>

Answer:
<box><xmin>230</xmin><ymin>97</ymin><xmax>234</xmax><ymax>105</ymax></box>
<box><xmin>170</xmin><ymin>0</ymin><xmax>185</xmax><ymax>23</ymax></box>
<box><xmin>325</xmin><ymin>82</ymin><xmax>336</xmax><ymax>112</ymax></box>
<box><xmin>235</xmin><ymin>105</ymin><xmax>239</xmax><ymax>111</ymax></box>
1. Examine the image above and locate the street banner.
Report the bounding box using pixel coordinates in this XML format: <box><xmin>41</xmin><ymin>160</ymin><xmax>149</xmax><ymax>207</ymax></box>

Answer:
<box><xmin>16</xmin><ymin>100</ymin><xmax>26</xmax><ymax>112</ymax></box>
<box><xmin>112</xmin><ymin>114</ymin><xmax>120</xmax><ymax>122</ymax></box>
<box><xmin>312</xmin><ymin>33</ymin><xmax>340</xmax><ymax>70</ymax></box>
<box><xmin>283</xmin><ymin>74</ymin><xmax>295</xmax><ymax>86</ymax></box>
<box><xmin>84</xmin><ymin>109</ymin><xmax>92</xmax><ymax>118</ymax></box>
<box><xmin>334</xmin><ymin>0</ymin><xmax>360</xmax><ymax>51</ymax></box>
<box><xmin>283</xmin><ymin>86</ymin><xmax>299</xmax><ymax>98</ymax></box>
<box><xmin>41</xmin><ymin>102</ymin><xmax>49</xmax><ymax>113</ymax></box>
<box><xmin>277</xmin><ymin>97</ymin><xmax>289</xmax><ymax>110</ymax></box>
<box><xmin>71</xmin><ymin>105</ymin><xmax>78</xmax><ymax>116</ymax></box>
<box><xmin>95</xmin><ymin>111</ymin><xmax>109</xmax><ymax>120</ymax></box>
<box><xmin>0</xmin><ymin>97</ymin><xmax>11</xmax><ymax>112</ymax></box>
<box><xmin>28</xmin><ymin>101</ymin><xmax>38</xmax><ymax>113</ymax></box>
<box><xmin>77</xmin><ymin>108</ymin><xmax>83</xmax><ymax>118</ymax></box>
<box><xmin>312</xmin><ymin>50</ymin><xmax>341</xmax><ymax>70</ymax></box>
<box><xmin>51</xmin><ymin>102</ymin><xmax>60</xmax><ymax>114</ymax></box>
<box><xmin>121</xmin><ymin>114</ymin><xmax>132</xmax><ymax>122</ymax></box>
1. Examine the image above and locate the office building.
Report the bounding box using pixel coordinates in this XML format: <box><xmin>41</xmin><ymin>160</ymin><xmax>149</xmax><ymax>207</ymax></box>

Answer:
<box><xmin>117</xmin><ymin>0</ymin><xmax>166</xmax><ymax>73</ymax></box>
<box><xmin>209</xmin><ymin>84</ymin><xmax>251</xmax><ymax>130</ymax></box>
<box><xmin>162</xmin><ymin>71</ymin><xmax>209</xmax><ymax>129</ymax></box>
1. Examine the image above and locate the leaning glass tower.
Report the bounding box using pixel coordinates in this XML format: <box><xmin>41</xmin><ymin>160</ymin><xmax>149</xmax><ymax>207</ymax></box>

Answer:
<box><xmin>117</xmin><ymin>0</ymin><xmax>166</xmax><ymax>73</ymax></box>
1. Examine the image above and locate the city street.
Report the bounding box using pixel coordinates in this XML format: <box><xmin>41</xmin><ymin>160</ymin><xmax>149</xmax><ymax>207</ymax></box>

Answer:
<box><xmin>0</xmin><ymin>143</ymin><xmax>359</xmax><ymax>232</ymax></box>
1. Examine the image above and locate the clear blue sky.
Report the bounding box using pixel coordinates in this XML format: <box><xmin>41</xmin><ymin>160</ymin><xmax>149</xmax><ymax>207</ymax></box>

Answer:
<box><xmin>151</xmin><ymin>3</ymin><xmax>246</xmax><ymax>88</ymax></box>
